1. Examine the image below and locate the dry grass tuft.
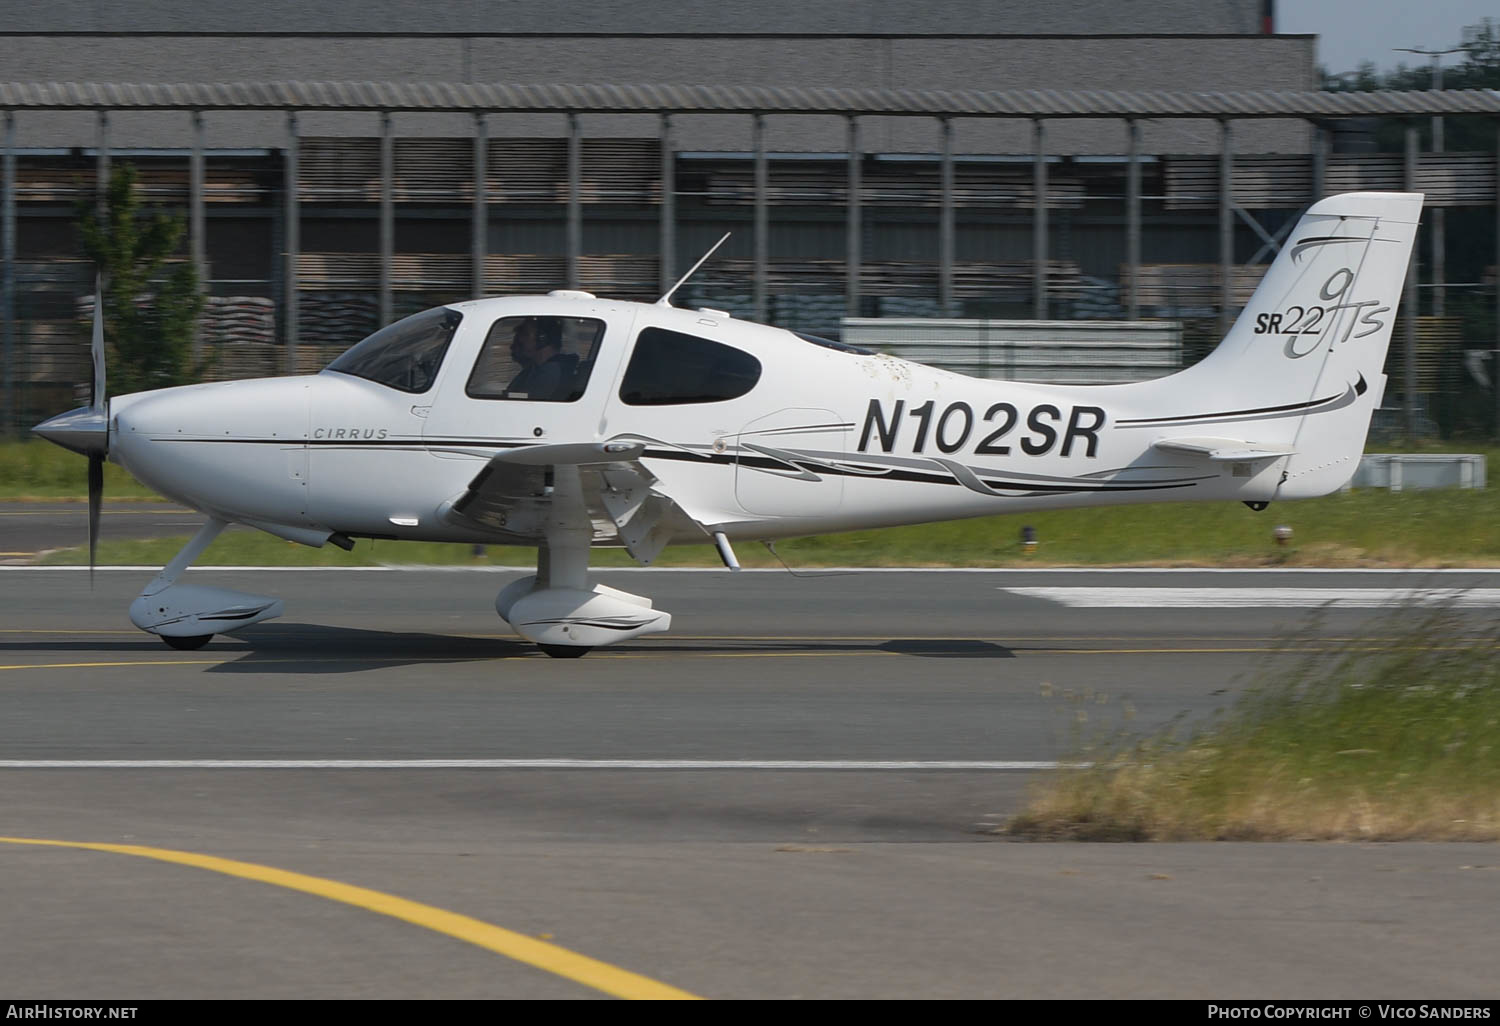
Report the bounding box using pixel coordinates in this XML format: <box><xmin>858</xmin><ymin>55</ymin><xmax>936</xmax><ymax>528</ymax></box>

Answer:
<box><xmin>1009</xmin><ymin>605</ymin><xmax>1500</xmax><ymax>842</ymax></box>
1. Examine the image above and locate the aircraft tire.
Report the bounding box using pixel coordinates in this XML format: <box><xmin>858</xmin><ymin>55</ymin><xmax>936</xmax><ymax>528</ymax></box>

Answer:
<box><xmin>538</xmin><ymin>643</ymin><xmax>591</xmax><ymax>659</ymax></box>
<box><xmin>162</xmin><ymin>634</ymin><xmax>213</xmax><ymax>651</ymax></box>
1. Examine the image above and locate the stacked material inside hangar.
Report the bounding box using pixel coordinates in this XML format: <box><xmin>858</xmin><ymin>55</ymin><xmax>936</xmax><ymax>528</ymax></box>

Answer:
<box><xmin>1</xmin><ymin>0</ymin><xmax>1496</xmax><ymax>437</ymax></box>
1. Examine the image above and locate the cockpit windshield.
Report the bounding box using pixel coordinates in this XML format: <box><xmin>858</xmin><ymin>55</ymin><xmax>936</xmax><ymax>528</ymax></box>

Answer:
<box><xmin>325</xmin><ymin>307</ymin><xmax>463</xmax><ymax>394</ymax></box>
<box><xmin>796</xmin><ymin>331</ymin><xmax>873</xmax><ymax>355</ymax></box>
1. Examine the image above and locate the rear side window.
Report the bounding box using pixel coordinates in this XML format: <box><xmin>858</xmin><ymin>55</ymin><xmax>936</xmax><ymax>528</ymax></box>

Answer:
<box><xmin>619</xmin><ymin>327</ymin><xmax>761</xmax><ymax>406</ymax></box>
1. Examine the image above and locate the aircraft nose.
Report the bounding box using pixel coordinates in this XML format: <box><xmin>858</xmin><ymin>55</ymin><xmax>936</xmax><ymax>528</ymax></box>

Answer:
<box><xmin>32</xmin><ymin>406</ymin><xmax>109</xmax><ymax>456</ymax></box>
<box><xmin>105</xmin><ymin>377</ymin><xmax>314</xmax><ymax>518</ymax></box>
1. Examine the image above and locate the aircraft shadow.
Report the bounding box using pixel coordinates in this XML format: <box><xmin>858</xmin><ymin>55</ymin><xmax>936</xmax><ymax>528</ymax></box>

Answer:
<box><xmin>1</xmin><ymin>640</ymin><xmax>183</xmax><ymax>654</ymax></box>
<box><xmin>2</xmin><ymin>629</ymin><xmax>1014</xmax><ymax>667</ymax></box>
<box><xmin>223</xmin><ymin>630</ymin><xmax>1018</xmax><ymax>665</ymax></box>
<box><xmin>208</xmin><ymin>624</ymin><xmax>530</xmax><ymax>672</ymax></box>
<box><xmin>599</xmin><ymin>638</ymin><xmax>1016</xmax><ymax>659</ymax></box>
<box><xmin>880</xmin><ymin>639</ymin><xmax>1015</xmax><ymax>659</ymax></box>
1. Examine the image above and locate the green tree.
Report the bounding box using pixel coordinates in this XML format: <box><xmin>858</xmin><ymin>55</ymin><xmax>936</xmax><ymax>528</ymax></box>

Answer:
<box><xmin>1319</xmin><ymin>16</ymin><xmax>1500</xmax><ymax>353</ymax></box>
<box><xmin>77</xmin><ymin>163</ymin><xmax>205</xmax><ymax>395</ymax></box>
<box><xmin>1320</xmin><ymin>18</ymin><xmax>1500</xmax><ymax>153</ymax></box>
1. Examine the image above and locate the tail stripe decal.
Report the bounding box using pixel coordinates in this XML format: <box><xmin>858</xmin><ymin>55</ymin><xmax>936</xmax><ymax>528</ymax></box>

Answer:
<box><xmin>1115</xmin><ymin>375</ymin><xmax>1365</xmax><ymax>428</ymax></box>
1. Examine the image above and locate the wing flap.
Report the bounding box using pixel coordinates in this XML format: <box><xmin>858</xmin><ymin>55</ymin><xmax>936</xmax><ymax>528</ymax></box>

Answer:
<box><xmin>439</xmin><ymin>440</ymin><xmax>725</xmax><ymax>565</ymax></box>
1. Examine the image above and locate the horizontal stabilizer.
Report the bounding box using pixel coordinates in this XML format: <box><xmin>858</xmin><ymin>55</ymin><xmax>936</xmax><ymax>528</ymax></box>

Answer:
<box><xmin>1152</xmin><ymin>437</ymin><xmax>1297</xmax><ymax>462</ymax></box>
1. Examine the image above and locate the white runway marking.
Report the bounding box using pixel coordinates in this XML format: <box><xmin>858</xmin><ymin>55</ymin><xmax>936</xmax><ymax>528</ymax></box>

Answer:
<box><xmin>1005</xmin><ymin>587</ymin><xmax>1500</xmax><ymax>608</ymax></box>
<box><xmin>0</xmin><ymin>759</ymin><xmax>1064</xmax><ymax>770</ymax></box>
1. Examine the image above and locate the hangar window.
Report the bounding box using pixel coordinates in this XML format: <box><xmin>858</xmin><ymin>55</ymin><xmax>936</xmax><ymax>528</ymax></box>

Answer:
<box><xmin>326</xmin><ymin>307</ymin><xmax>462</xmax><ymax>394</ymax></box>
<box><xmin>466</xmin><ymin>316</ymin><xmax>606</xmax><ymax>402</ymax></box>
<box><xmin>619</xmin><ymin>327</ymin><xmax>761</xmax><ymax>406</ymax></box>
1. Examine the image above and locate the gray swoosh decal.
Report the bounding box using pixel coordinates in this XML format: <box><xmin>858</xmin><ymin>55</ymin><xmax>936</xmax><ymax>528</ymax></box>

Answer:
<box><xmin>1117</xmin><ymin>376</ymin><xmax>1364</xmax><ymax>428</ymax></box>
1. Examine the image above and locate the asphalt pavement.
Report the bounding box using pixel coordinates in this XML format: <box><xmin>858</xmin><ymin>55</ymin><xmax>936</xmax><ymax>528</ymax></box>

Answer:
<box><xmin>1</xmin><ymin>566</ymin><xmax>1496</xmax><ymax>998</ymax></box>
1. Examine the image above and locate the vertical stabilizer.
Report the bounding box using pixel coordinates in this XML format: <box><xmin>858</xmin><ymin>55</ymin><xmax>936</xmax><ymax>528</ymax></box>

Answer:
<box><xmin>1151</xmin><ymin>192</ymin><xmax>1422</xmax><ymax>498</ymax></box>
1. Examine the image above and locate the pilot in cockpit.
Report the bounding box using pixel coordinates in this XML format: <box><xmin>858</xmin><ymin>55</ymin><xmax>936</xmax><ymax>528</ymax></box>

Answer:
<box><xmin>506</xmin><ymin>316</ymin><xmax>575</xmax><ymax>400</ymax></box>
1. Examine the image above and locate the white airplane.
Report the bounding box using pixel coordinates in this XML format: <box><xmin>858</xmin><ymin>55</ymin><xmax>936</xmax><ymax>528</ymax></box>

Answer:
<box><xmin>34</xmin><ymin>191</ymin><xmax>1422</xmax><ymax>656</ymax></box>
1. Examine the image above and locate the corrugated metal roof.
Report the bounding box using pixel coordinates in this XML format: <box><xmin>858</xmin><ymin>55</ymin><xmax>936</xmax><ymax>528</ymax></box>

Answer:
<box><xmin>0</xmin><ymin>81</ymin><xmax>1497</xmax><ymax>117</ymax></box>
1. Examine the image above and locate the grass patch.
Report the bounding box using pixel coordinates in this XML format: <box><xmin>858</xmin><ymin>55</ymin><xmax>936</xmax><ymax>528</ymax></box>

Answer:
<box><xmin>1007</xmin><ymin>605</ymin><xmax>1500</xmax><ymax>841</ymax></box>
<box><xmin>12</xmin><ymin>439</ymin><xmax>1500</xmax><ymax>567</ymax></box>
<box><xmin>37</xmin><ymin>483</ymin><xmax>1500</xmax><ymax>568</ymax></box>
<box><xmin>0</xmin><ymin>441</ymin><xmax>161</xmax><ymax>500</ymax></box>
<box><xmin>36</xmin><ymin>529</ymin><xmax>729</xmax><ymax>568</ymax></box>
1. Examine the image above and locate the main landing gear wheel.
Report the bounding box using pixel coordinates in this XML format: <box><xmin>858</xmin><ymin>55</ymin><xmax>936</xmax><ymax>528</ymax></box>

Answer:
<box><xmin>538</xmin><ymin>643</ymin><xmax>592</xmax><ymax>659</ymax></box>
<box><xmin>162</xmin><ymin>634</ymin><xmax>213</xmax><ymax>651</ymax></box>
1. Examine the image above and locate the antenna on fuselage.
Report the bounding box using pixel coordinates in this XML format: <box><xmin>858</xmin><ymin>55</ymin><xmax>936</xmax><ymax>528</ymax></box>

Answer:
<box><xmin>655</xmin><ymin>232</ymin><xmax>731</xmax><ymax>308</ymax></box>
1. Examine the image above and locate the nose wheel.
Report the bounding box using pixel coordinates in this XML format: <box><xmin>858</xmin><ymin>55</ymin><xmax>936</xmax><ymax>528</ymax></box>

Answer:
<box><xmin>162</xmin><ymin>634</ymin><xmax>213</xmax><ymax>651</ymax></box>
<box><xmin>538</xmin><ymin>643</ymin><xmax>592</xmax><ymax>659</ymax></box>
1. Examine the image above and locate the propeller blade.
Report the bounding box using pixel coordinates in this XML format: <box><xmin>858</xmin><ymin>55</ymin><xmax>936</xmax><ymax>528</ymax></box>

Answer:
<box><xmin>88</xmin><ymin>451</ymin><xmax>103</xmax><ymax>586</ymax></box>
<box><xmin>91</xmin><ymin>271</ymin><xmax>106</xmax><ymax>410</ymax></box>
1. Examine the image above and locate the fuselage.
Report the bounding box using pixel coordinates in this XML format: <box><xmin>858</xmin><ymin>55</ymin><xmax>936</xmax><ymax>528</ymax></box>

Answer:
<box><xmin>106</xmin><ymin>291</ymin><xmax>1296</xmax><ymax>548</ymax></box>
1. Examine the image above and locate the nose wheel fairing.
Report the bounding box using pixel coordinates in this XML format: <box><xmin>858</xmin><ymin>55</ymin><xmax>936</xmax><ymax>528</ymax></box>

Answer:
<box><xmin>129</xmin><ymin>585</ymin><xmax>284</xmax><ymax>639</ymax></box>
<box><xmin>128</xmin><ymin>518</ymin><xmax>285</xmax><ymax>647</ymax></box>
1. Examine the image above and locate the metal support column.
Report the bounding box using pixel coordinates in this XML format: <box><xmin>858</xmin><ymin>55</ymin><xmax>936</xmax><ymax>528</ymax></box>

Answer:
<box><xmin>2</xmin><ymin>112</ymin><xmax>13</xmax><ymax>436</ymax></box>
<box><xmin>1404</xmin><ymin>123</ymin><xmax>1419</xmax><ymax>441</ymax></box>
<box><xmin>189</xmin><ymin>110</ymin><xmax>206</xmax><ymax>366</ymax></box>
<box><xmin>1218</xmin><ymin>120</ymin><xmax>1234</xmax><ymax>338</ymax></box>
<box><xmin>567</xmin><ymin>113</ymin><xmax>581</xmax><ymax>290</ymax></box>
<box><xmin>285</xmin><ymin>113</ymin><xmax>299</xmax><ymax>376</ymax></box>
<box><xmin>939</xmin><ymin>117</ymin><xmax>954</xmax><ymax>317</ymax></box>
<box><xmin>659</xmin><ymin>113</ymin><xmax>674</xmax><ymax>296</ymax></box>
<box><xmin>753</xmin><ymin>114</ymin><xmax>767</xmax><ymax>323</ymax></box>
<box><xmin>1494</xmin><ymin>120</ymin><xmax>1499</xmax><ymax>438</ymax></box>
<box><xmin>1032</xmin><ymin>119</ymin><xmax>1047</xmax><ymax>320</ymax></box>
<box><xmin>96</xmin><ymin>111</ymin><xmax>109</xmax><ymax>205</ymax></box>
<box><xmin>379</xmin><ymin>112</ymin><xmax>393</xmax><ymax>327</ymax></box>
<box><xmin>1432</xmin><ymin>211</ymin><xmax>1445</xmax><ymax>315</ymax></box>
<box><xmin>1311</xmin><ymin>122</ymin><xmax>1327</xmax><ymax>202</ymax></box>
<box><xmin>1126</xmin><ymin>118</ymin><xmax>1141</xmax><ymax>321</ymax></box>
<box><xmin>1432</xmin><ymin>121</ymin><xmax>1446</xmax><ymax>319</ymax></box>
<box><xmin>846</xmin><ymin>116</ymin><xmax>861</xmax><ymax>319</ymax></box>
<box><xmin>472</xmin><ymin>113</ymin><xmax>486</xmax><ymax>300</ymax></box>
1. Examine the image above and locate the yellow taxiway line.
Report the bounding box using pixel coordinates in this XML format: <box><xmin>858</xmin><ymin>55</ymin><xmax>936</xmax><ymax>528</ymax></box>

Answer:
<box><xmin>0</xmin><ymin>835</ymin><xmax>700</xmax><ymax>1000</ymax></box>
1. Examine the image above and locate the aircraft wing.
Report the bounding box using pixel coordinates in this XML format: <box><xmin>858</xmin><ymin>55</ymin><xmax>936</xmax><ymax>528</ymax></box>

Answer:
<box><xmin>437</xmin><ymin>439</ymin><xmax>722</xmax><ymax>565</ymax></box>
<box><xmin>1151</xmin><ymin>437</ymin><xmax>1297</xmax><ymax>462</ymax></box>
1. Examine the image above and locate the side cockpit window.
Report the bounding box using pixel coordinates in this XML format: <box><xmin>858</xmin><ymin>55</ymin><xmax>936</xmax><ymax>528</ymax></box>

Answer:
<box><xmin>466</xmin><ymin>315</ymin><xmax>606</xmax><ymax>403</ymax></box>
<box><xmin>326</xmin><ymin>307</ymin><xmax>462</xmax><ymax>394</ymax></box>
<box><xmin>619</xmin><ymin>327</ymin><xmax>761</xmax><ymax>406</ymax></box>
